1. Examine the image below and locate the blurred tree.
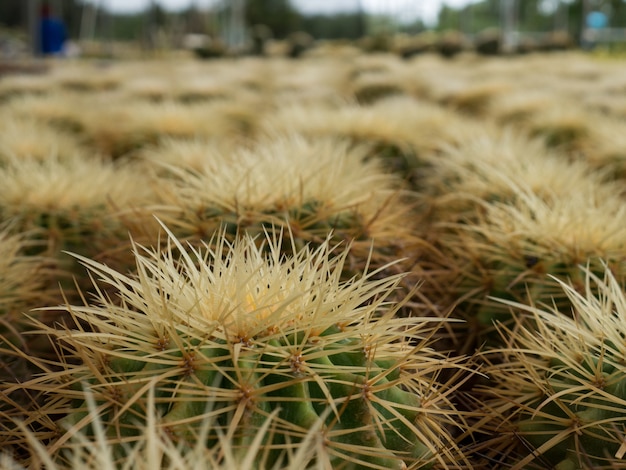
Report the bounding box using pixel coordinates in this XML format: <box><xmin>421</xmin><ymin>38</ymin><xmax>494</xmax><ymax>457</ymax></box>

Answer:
<box><xmin>183</xmin><ymin>3</ymin><xmax>209</xmax><ymax>34</ymax></box>
<box><xmin>109</xmin><ymin>12</ymin><xmax>145</xmax><ymax>41</ymax></box>
<box><xmin>0</xmin><ymin>0</ymin><xmax>24</xmax><ymax>28</ymax></box>
<box><xmin>438</xmin><ymin>0</ymin><xmax>500</xmax><ymax>32</ymax></box>
<box><xmin>565</xmin><ymin>0</ymin><xmax>583</xmax><ymax>41</ymax></box>
<box><xmin>519</xmin><ymin>0</ymin><xmax>553</xmax><ymax>30</ymax></box>
<box><xmin>366</xmin><ymin>14</ymin><xmax>398</xmax><ymax>35</ymax></box>
<box><xmin>142</xmin><ymin>0</ymin><xmax>169</xmax><ymax>48</ymax></box>
<box><xmin>435</xmin><ymin>0</ymin><xmax>626</xmax><ymax>43</ymax></box>
<box><xmin>437</xmin><ymin>5</ymin><xmax>460</xmax><ymax>30</ymax></box>
<box><xmin>612</xmin><ymin>0</ymin><xmax>626</xmax><ymax>25</ymax></box>
<box><xmin>148</xmin><ymin>1</ymin><xmax>168</xmax><ymax>28</ymax></box>
<box><xmin>244</xmin><ymin>0</ymin><xmax>300</xmax><ymax>39</ymax></box>
<box><xmin>63</xmin><ymin>0</ymin><xmax>84</xmax><ymax>38</ymax></box>
<box><xmin>299</xmin><ymin>13</ymin><xmax>365</xmax><ymax>39</ymax></box>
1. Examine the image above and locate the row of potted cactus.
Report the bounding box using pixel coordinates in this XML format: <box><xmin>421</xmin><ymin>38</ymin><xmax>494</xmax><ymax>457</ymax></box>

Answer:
<box><xmin>1</xmin><ymin>50</ymin><xmax>626</xmax><ymax>468</ymax></box>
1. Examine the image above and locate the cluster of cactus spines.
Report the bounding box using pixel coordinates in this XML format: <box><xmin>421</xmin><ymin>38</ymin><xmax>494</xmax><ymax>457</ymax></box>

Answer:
<box><xmin>1</xmin><ymin>224</ymin><xmax>471</xmax><ymax>469</ymax></box>
<box><xmin>0</xmin><ymin>116</ymin><xmax>87</xmax><ymax>164</ymax></box>
<box><xmin>0</xmin><ymin>227</ymin><xmax>50</xmax><ymax>316</ymax></box>
<box><xmin>470</xmin><ymin>264</ymin><xmax>626</xmax><ymax>468</ymax></box>
<box><xmin>421</xmin><ymin>127</ymin><xmax>616</xmax><ymax>222</ymax></box>
<box><xmin>526</xmin><ymin>103</ymin><xmax>590</xmax><ymax>151</ymax></box>
<box><xmin>419</xmin><ymin>145</ymin><xmax>626</xmax><ymax>351</ymax></box>
<box><xmin>147</xmin><ymin>134</ymin><xmax>418</xmax><ymax>284</ymax></box>
<box><xmin>477</xmin><ymin>187</ymin><xmax>625</xmax><ymax>305</ymax></box>
<box><xmin>81</xmin><ymin>99</ymin><xmax>260</xmax><ymax>159</ymax></box>
<box><xmin>260</xmin><ymin>98</ymin><xmax>475</xmax><ymax>184</ymax></box>
<box><xmin>0</xmin><ymin>227</ymin><xmax>56</xmax><ymax>384</ymax></box>
<box><xmin>5</xmin><ymin>93</ymin><xmax>88</xmax><ymax>136</ymax></box>
<box><xmin>4</xmin><ymin>91</ymin><xmax>260</xmax><ymax>162</ymax></box>
<box><xmin>0</xmin><ymin>155</ymin><xmax>155</xmax><ymax>275</ymax></box>
<box><xmin>137</xmin><ymin>137</ymin><xmax>238</xmax><ymax>173</ymax></box>
<box><xmin>351</xmin><ymin>74</ymin><xmax>406</xmax><ymax>105</ymax></box>
<box><xmin>0</xmin><ymin>72</ymin><xmax>50</xmax><ymax>101</ymax></box>
<box><xmin>1</xmin><ymin>386</ymin><xmax>326</xmax><ymax>470</ymax></box>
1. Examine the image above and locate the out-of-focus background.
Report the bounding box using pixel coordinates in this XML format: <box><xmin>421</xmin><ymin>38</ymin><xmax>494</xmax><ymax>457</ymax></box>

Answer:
<box><xmin>1</xmin><ymin>0</ymin><xmax>625</xmax><ymax>60</ymax></box>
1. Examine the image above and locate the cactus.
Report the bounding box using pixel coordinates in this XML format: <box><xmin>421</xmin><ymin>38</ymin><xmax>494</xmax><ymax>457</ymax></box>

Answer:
<box><xmin>1</xmin><ymin>386</ymin><xmax>325</xmax><ymax>470</ymax></box>
<box><xmin>51</xmin><ymin>62</ymin><xmax>121</xmax><ymax>93</ymax></box>
<box><xmin>82</xmin><ymin>99</ymin><xmax>259</xmax><ymax>159</ymax></box>
<box><xmin>0</xmin><ymin>116</ymin><xmax>86</xmax><ymax>164</ymax></box>
<box><xmin>473</xmin><ymin>186</ymin><xmax>626</xmax><ymax>314</ymax></box>
<box><xmin>0</xmin><ymin>226</ymin><xmax>56</xmax><ymax>384</ymax></box>
<box><xmin>413</xmin><ymin>129</ymin><xmax>626</xmax><ymax>353</ymax></box>
<box><xmin>422</xmin><ymin>165</ymin><xmax>626</xmax><ymax>354</ymax></box>
<box><xmin>470</xmin><ymin>264</ymin><xmax>626</xmax><ymax>468</ymax></box>
<box><xmin>526</xmin><ymin>104</ymin><xmax>590</xmax><ymax>152</ymax></box>
<box><xmin>442</xmin><ymin>82</ymin><xmax>510</xmax><ymax>116</ymax></box>
<box><xmin>2</xmin><ymin>224</ymin><xmax>471</xmax><ymax>469</ymax></box>
<box><xmin>0</xmin><ymin>155</ymin><xmax>156</xmax><ymax>303</ymax></box>
<box><xmin>250</xmin><ymin>24</ymin><xmax>273</xmax><ymax>56</ymax></box>
<box><xmin>260</xmin><ymin>98</ymin><xmax>477</xmax><ymax>187</ymax></box>
<box><xmin>351</xmin><ymin>72</ymin><xmax>405</xmax><ymax>105</ymax></box>
<box><xmin>436</xmin><ymin>31</ymin><xmax>466</xmax><ymax>59</ymax></box>
<box><xmin>285</xmin><ymin>32</ymin><xmax>314</xmax><ymax>59</ymax></box>
<box><xmin>148</xmin><ymin>134</ymin><xmax>418</xmax><ymax>289</ymax></box>
<box><xmin>392</xmin><ymin>33</ymin><xmax>437</xmax><ymax>59</ymax></box>
<box><xmin>474</xmin><ymin>29</ymin><xmax>501</xmax><ymax>56</ymax></box>
<box><xmin>5</xmin><ymin>93</ymin><xmax>87</xmax><ymax>135</ymax></box>
<box><xmin>421</xmin><ymin>128</ymin><xmax>596</xmax><ymax>222</ymax></box>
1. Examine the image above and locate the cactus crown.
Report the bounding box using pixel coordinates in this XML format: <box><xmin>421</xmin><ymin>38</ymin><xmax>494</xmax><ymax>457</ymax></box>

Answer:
<box><xmin>6</xmin><ymin>223</ymin><xmax>468</xmax><ymax>469</ymax></box>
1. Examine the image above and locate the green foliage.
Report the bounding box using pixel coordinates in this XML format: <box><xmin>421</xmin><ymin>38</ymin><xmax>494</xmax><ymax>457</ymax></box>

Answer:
<box><xmin>109</xmin><ymin>12</ymin><xmax>147</xmax><ymax>41</ymax></box>
<box><xmin>0</xmin><ymin>0</ymin><xmax>23</xmax><ymax>29</ymax></box>
<box><xmin>437</xmin><ymin>0</ymin><xmax>501</xmax><ymax>34</ymax></box>
<box><xmin>245</xmin><ymin>0</ymin><xmax>300</xmax><ymax>39</ymax></box>
<box><xmin>299</xmin><ymin>13</ymin><xmax>366</xmax><ymax>40</ymax></box>
<box><xmin>437</xmin><ymin>0</ymin><xmax>626</xmax><ymax>47</ymax></box>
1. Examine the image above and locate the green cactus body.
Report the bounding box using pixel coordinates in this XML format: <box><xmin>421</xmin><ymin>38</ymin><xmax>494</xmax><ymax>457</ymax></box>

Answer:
<box><xmin>10</xmin><ymin>226</ymin><xmax>466</xmax><ymax>469</ymax></box>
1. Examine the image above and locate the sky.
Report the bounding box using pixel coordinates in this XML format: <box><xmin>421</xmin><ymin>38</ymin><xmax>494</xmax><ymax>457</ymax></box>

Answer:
<box><xmin>93</xmin><ymin>0</ymin><xmax>475</xmax><ymax>26</ymax></box>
